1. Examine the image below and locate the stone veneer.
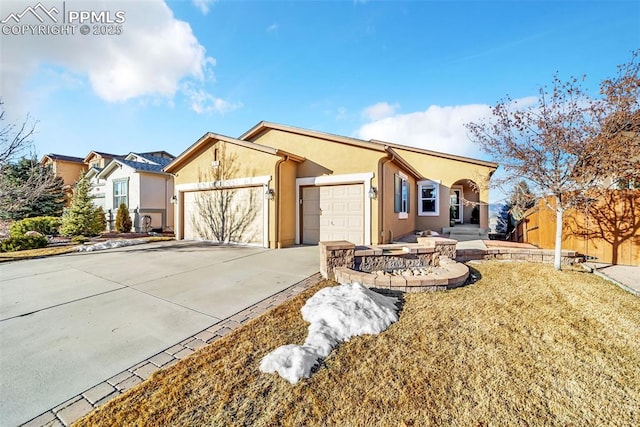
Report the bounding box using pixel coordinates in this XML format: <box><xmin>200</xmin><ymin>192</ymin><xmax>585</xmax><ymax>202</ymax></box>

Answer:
<box><xmin>320</xmin><ymin>238</ymin><xmax>469</xmax><ymax>292</ymax></box>
<box><xmin>456</xmin><ymin>248</ymin><xmax>584</xmax><ymax>265</ymax></box>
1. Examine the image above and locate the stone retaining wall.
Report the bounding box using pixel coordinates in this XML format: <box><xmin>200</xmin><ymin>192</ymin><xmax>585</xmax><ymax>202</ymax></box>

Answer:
<box><xmin>320</xmin><ymin>238</ymin><xmax>457</xmax><ymax>280</ymax></box>
<box><xmin>320</xmin><ymin>238</ymin><xmax>469</xmax><ymax>292</ymax></box>
<box><xmin>319</xmin><ymin>241</ymin><xmax>355</xmax><ymax>280</ymax></box>
<box><xmin>333</xmin><ymin>256</ymin><xmax>469</xmax><ymax>293</ymax></box>
<box><xmin>456</xmin><ymin>248</ymin><xmax>584</xmax><ymax>265</ymax></box>
<box><xmin>355</xmin><ymin>244</ymin><xmax>439</xmax><ymax>272</ymax></box>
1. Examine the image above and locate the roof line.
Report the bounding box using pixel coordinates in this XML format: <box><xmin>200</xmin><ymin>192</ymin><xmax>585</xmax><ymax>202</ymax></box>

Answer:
<box><xmin>241</xmin><ymin>121</ymin><xmax>497</xmax><ymax>168</ymax></box>
<box><xmin>384</xmin><ymin>147</ymin><xmax>424</xmax><ymax>180</ymax></box>
<box><xmin>97</xmin><ymin>158</ymin><xmax>170</xmax><ymax>179</ymax></box>
<box><xmin>240</xmin><ymin>121</ymin><xmax>387</xmax><ymax>152</ymax></box>
<box><xmin>374</xmin><ymin>139</ymin><xmax>499</xmax><ymax>168</ymax></box>
<box><xmin>164</xmin><ymin>132</ymin><xmax>305</xmax><ymax>173</ymax></box>
<box><xmin>40</xmin><ymin>153</ymin><xmax>85</xmax><ymax>163</ymax></box>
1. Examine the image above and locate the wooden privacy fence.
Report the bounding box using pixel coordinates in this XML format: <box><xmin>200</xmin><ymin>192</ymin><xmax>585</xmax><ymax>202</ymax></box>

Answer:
<box><xmin>511</xmin><ymin>190</ymin><xmax>640</xmax><ymax>266</ymax></box>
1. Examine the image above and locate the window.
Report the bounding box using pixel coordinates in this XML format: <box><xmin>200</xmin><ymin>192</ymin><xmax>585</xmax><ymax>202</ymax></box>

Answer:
<box><xmin>394</xmin><ymin>173</ymin><xmax>410</xmax><ymax>218</ymax></box>
<box><xmin>418</xmin><ymin>180</ymin><xmax>439</xmax><ymax>216</ymax></box>
<box><xmin>113</xmin><ymin>179</ymin><xmax>128</xmax><ymax>208</ymax></box>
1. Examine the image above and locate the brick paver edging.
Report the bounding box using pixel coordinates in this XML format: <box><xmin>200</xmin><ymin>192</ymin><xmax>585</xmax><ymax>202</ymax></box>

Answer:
<box><xmin>22</xmin><ymin>272</ymin><xmax>323</xmax><ymax>427</ymax></box>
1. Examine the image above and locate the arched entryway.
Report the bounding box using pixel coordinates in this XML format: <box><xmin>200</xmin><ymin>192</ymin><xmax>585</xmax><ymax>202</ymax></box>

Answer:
<box><xmin>450</xmin><ymin>179</ymin><xmax>481</xmax><ymax>225</ymax></box>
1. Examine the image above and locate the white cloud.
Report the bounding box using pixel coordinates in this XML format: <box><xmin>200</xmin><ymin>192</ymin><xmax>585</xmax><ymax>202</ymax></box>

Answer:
<box><xmin>361</xmin><ymin>101</ymin><xmax>398</xmax><ymax>121</ymax></box>
<box><xmin>266</xmin><ymin>23</ymin><xmax>278</xmax><ymax>33</ymax></box>
<box><xmin>192</xmin><ymin>0</ymin><xmax>216</xmax><ymax>15</ymax></box>
<box><xmin>183</xmin><ymin>83</ymin><xmax>242</xmax><ymax>114</ymax></box>
<box><xmin>0</xmin><ymin>0</ymin><xmax>229</xmax><ymax>114</ymax></box>
<box><xmin>356</xmin><ymin>103</ymin><xmax>495</xmax><ymax>158</ymax></box>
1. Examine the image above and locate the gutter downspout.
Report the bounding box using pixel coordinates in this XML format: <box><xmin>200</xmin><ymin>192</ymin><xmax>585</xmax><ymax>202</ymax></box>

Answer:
<box><xmin>379</xmin><ymin>151</ymin><xmax>395</xmax><ymax>244</ymax></box>
<box><xmin>164</xmin><ymin>171</ymin><xmax>178</xmax><ymax>237</ymax></box>
<box><xmin>274</xmin><ymin>158</ymin><xmax>284</xmax><ymax>248</ymax></box>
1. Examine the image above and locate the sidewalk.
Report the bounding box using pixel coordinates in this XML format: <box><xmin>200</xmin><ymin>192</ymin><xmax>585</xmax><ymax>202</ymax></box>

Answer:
<box><xmin>583</xmin><ymin>263</ymin><xmax>640</xmax><ymax>296</ymax></box>
<box><xmin>22</xmin><ymin>273</ymin><xmax>323</xmax><ymax>427</ymax></box>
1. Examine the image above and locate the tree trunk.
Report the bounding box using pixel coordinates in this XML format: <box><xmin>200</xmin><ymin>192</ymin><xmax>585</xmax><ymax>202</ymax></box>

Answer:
<box><xmin>554</xmin><ymin>196</ymin><xmax>564</xmax><ymax>271</ymax></box>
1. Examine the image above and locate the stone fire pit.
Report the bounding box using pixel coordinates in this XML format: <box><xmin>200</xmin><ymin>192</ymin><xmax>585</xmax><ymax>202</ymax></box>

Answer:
<box><xmin>320</xmin><ymin>238</ymin><xmax>469</xmax><ymax>293</ymax></box>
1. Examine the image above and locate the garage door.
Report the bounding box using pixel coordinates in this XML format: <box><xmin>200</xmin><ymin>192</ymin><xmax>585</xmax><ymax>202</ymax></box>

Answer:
<box><xmin>302</xmin><ymin>184</ymin><xmax>364</xmax><ymax>245</ymax></box>
<box><xmin>183</xmin><ymin>187</ymin><xmax>264</xmax><ymax>246</ymax></box>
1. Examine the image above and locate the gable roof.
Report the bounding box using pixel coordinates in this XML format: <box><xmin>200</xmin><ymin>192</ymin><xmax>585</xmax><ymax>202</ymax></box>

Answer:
<box><xmin>84</xmin><ymin>151</ymin><xmax>124</xmax><ymax>163</ymax></box>
<box><xmin>127</xmin><ymin>152</ymin><xmax>175</xmax><ymax>167</ymax></box>
<box><xmin>374</xmin><ymin>140</ymin><xmax>499</xmax><ymax>169</ymax></box>
<box><xmin>241</xmin><ymin>121</ymin><xmax>388</xmax><ymax>153</ymax></box>
<box><xmin>242</xmin><ymin>121</ymin><xmax>498</xmax><ymax>169</ymax></box>
<box><xmin>98</xmin><ymin>156</ymin><xmax>171</xmax><ymax>179</ymax></box>
<box><xmin>164</xmin><ymin>132</ymin><xmax>305</xmax><ymax>173</ymax></box>
<box><xmin>85</xmin><ymin>166</ymin><xmax>102</xmax><ymax>179</ymax></box>
<box><xmin>41</xmin><ymin>153</ymin><xmax>85</xmax><ymax>164</ymax></box>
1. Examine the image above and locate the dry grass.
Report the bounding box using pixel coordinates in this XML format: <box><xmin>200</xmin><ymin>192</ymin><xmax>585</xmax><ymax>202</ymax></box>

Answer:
<box><xmin>74</xmin><ymin>262</ymin><xmax>640</xmax><ymax>426</ymax></box>
<box><xmin>0</xmin><ymin>236</ymin><xmax>174</xmax><ymax>263</ymax></box>
<box><xmin>0</xmin><ymin>245</ymin><xmax>76</xmax><ymax>262</ymax></box>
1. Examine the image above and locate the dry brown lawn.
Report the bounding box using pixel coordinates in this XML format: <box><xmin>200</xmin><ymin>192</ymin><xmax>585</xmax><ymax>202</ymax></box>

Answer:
<box><xmin>74</xmin><ymin>261</ymin><xmax>640</xmax><ymax>426</ymax></box>
<box><xmin>0</xmin><ymin>236</ymin><xmax>174</xmax><ymax>263</ymax></box>
<box><xmin>0</xmin><ymin>245</ymin><xmax>76</xmax><ymax>262</ymax></box>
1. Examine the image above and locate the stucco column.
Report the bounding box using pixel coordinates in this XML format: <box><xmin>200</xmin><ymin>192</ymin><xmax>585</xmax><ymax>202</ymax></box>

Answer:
<box><xmin>480</xmin><ymin>203</ymin><xmax>488</xmax><ymax>229</ymax></box>
<box><xmin>480</xmin><ymin>186</ymin><xmax>490</xmax><ymax>229</ymax></box>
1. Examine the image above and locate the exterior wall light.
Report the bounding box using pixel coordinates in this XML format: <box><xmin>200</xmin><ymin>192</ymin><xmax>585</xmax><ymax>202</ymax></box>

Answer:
<box><xmin>368</xmin><ymin>187</ymin><xmax>378</xmax><ymax>199</ymax></box>
<box><xmin>265</xmin><ymin>188</ymin><xmax>275</xmax><ymax>200</ymax></box>
<box><xmin>170</xmin><ymin>195</ymin><xmax>177</xmax><ymax>204</ymax></box>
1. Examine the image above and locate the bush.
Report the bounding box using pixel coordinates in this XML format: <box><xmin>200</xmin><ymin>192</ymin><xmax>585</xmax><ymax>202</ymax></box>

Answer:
<box><xmin>115</xmin><ymin>204</ymin><xmax>132</xmax><ymax>233</ymax></box>
<box><xmin>72</xmin><ymin>235</ymin><xmax>89</xmax><ymax>244</ymax></box>
<box><xmin>10</xmin><ymin>216</ymin><xmax>61</xmax><ymax>238</ymax></box>
<box><xmin>471</xmin><ymin>205</ymin><xmax>480</xmax><ymax>224</ymax></box>
<box><xmin>93</xmin><ymin>206</ymin><xmax>106</xmax><ymax>234</ymax></box>
<box><xmin>59</xmin><ymin>175</ymin><xmax>105</xmax><ymax>237</ymax></box>
<box><xmin>0</xmin><ymin>235</ymin><xmax>48</xmax><ymax>252</ymax></box>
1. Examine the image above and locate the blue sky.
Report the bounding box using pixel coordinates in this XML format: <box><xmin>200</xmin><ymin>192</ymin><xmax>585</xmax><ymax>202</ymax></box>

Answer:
<box><xmin>1</xmin><ymin>0</ymin><xmax>638</xmax><ymax>173</ymax></box>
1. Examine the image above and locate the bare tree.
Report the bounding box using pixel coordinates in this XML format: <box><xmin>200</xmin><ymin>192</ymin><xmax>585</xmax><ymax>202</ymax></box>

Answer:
<box><xmin>0</xmin><ymin>101</ymin><xmax>63</xmax><ymax>219</ymax></box>
<box><xmin>190</xmin><ymin>144</ymin><xmax>259</xmax><ymax>244</ymax></box>
<box><xmin>466</xmin><ymin>51</ymin><xmax>639</xmax><ymax>270</ymax></box>
<box><xmin>0</xmin><ymin>100</ymin><xmax>36</xmax><ymax>164</ymax></box>
<box><xmin>577</xmin><ymin>51</ymin><xmax>640</xmax><ymax>188</ymax></box>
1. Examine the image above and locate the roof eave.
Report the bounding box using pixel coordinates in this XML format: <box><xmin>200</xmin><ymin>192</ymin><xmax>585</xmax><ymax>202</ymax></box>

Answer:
<box><xmin>240</xmin><ymin>121</ymin><xmax>387</xmax><ymax>153</ymax></box>
<box><xmin>372</xmin><ymin>139</ymin><xmax>499</xmax><ymax>169</ymax></box>
<box><xmin>97</xmin><ymin>160</ymin><xmax>129</xmax><ymax>179</ymax></box>
<box><xmin>165</xmin><ymin>132</ymin><xmax>305</xmax><ymax>173</ymax></box>
<box><xmin>384</xmin><ymin>147</ymin><xmax>424</xmax><ymax>180</ymax></box>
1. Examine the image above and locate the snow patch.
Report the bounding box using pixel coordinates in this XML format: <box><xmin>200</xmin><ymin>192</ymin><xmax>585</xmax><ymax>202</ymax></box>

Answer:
<box><xmin>260</xmin><ymin>283</ymin><xmax>399</xmax><ymax>384</ymax></box>
<box><xmin>76</xmin><ymin>239</ymin><xmax>150</xmax><ymax>252</ymax></box>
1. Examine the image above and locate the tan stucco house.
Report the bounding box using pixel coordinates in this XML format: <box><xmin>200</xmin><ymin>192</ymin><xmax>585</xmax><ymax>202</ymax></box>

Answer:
<box><xmin>40</xmin><ymin>154</ymin><xmax>87</xmax><ymax>203</ymax></box>
<box><xmin>165</xmin><ymin>122</ymin><xmax>498</xmax><ymax>248</ymax></box>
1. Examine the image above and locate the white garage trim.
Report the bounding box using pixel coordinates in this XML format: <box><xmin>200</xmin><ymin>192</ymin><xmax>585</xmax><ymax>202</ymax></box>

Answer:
<box><xmin>295</xmin><ymin>172</ymin><xmax>374</xmax><ymax>245</ymax></box>
<box><xmin>175</xmin><ymin>175</ymin><xmax>271</xmax><ymax>246</ymax></box>
<box><xmin>176</xmin><ymin>175</ymin><xmax>271</xmax><ymax>192</ymax></box>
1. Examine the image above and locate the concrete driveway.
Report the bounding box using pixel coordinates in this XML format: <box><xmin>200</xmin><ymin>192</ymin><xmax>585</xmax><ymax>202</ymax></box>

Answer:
<box><xmin>0</xmin><ymin>241</ymin><xmax>319</xmax><ymax>426</ymax></box>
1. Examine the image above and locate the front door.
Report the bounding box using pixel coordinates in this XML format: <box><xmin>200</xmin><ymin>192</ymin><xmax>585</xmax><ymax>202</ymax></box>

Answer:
<box><xmin>450</xmin><ymin>186</ymin><xmax>463</xmax><ymax>223</ymax></box>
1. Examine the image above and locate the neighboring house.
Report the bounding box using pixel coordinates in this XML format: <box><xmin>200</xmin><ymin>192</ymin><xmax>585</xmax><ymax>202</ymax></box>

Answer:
<box><xmin>165</xmin><ymin>122</ymin><xmax>498</xmax><ymax>248</ymax></box>
<box><xmin>83</xmin><ymin>151</ymin><xmax>124</xmax><ymax>210</ymax></box>
<box><xmin>97</xmin><ymin>151</ymin><xmax>175</xmax><ymax>232</ymax></box>
<box><xmin>40</xmin><ymin>154</ymin><xmax>87</xmax><ymax>203</ymax></box>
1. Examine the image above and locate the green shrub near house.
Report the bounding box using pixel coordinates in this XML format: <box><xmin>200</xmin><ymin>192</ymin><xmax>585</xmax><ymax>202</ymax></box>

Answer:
<box><xmin>59</xmin><ymin>175</ymin><xmax>105</xmax><ymax>237</ymax></box>
<box><xmin>0</xmin><ymin>235</ymin><xmax>48</xmax><ymax>252</ymax></box>
<box><xmin>10</xmin><ymin>216</ymin><xmax>62</xmax><ymax>238</ymax></box>
<box><xmin>115</xmin><ymin>203</ymin><xmax>132</xmax><ymax>233</ymax></box>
